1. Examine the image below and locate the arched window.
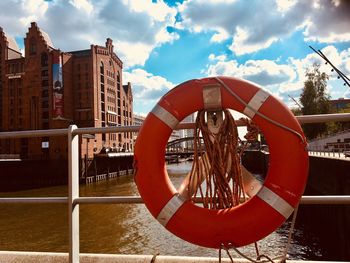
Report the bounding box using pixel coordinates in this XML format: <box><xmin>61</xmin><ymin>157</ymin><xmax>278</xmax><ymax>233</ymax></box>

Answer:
<box><xmin>41</xmin><ymin>52</ymin><xmax>48</xmax><ymax>66</ymax></box>
<box><xmin>100</xmin><ymin>61</ymin><xmax>104</xmax><ymax>74</ymax></box>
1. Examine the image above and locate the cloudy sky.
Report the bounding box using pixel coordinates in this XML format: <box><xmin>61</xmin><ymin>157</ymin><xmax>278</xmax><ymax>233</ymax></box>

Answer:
<box><xmin>1</xmin><ymin>0</ymin><xmax>350</xmax><ymax>115</ymax></box>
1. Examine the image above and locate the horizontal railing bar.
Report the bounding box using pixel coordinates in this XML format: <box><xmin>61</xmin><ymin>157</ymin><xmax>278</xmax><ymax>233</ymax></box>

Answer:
<box><xmin>1</xmin><ymin>113</ymin><xmax>350</xmax><ymax>139</ymax></box>
<box><xmin>0</xmin><ymin>195</ymin><xmax>350</xmax><ymax>205</ymax></box>
<box><xmin>0</xmin><ymin>129</ymin><xmax>68</xmax><ymax>139</ymax></box>
<box><xmin>0</xmin><ymin>197</ymin><xmax>68</xmax><ymax>204</ymax></box>
<box><xmin>74</xmin><ymin>196</ymin><xmax>143</xmax><ymax>205</ymax></box>
<box><xmin>296</xmin><ymin>113</ymin><xmax>350</xmax><ymax>124</ymax></box>
<box><xmin>300</xmin><ymin>196</ymin><xmax>350</xmax><ymax>204</ymax></box>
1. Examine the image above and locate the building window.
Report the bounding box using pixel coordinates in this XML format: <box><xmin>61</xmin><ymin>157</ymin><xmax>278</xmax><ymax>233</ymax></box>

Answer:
<box><xmin>41</xmin><ymin>52</ymin><xmax>48</xmax><ymax>66</ymax></box>
<box><xmin>42</xmin><ymin>80</ymin><xmax>49</xmax><ymax>86</ymax></box>
<box><xmin>42</xmin><ymin>100</ymin><xmax>49</xmax><ymax>108</ymax></box>
<box><xmin>41</xmin><ymin>70</ymin><xmax>48</xmax><ymax>77</ymax></box>
<box><xmin>30</xmin><ymin>38</ymin><xmax>37</xmax><ymax>55</ymax></box>
<box><xmin>42</xmin><ymin>111</ymin><xmax>49</xmax><ymax>119</ymax></box>
<box><xmin>100</xmin><ymin>61</ymin><xmax>104</xmax><ymax>75</ymax></box>
<box><xmin>42</xmin><ymin>89</ymin><xmax>49</xmax><ymax>97</ymax></box>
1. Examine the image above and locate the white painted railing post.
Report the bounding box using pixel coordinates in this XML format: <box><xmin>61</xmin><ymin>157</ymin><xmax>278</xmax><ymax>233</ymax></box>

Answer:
<box><xmin>68</xmin><ymin>125</ymin><xmax>79</xmax><ymax>263</ymax></box>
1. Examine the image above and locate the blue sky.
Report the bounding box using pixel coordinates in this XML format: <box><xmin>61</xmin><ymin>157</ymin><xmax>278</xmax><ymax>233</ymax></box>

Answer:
<box><xmin>1</xmin><ymin>0</ymin><xmax>350</xmax><ymax>115</ymax></box>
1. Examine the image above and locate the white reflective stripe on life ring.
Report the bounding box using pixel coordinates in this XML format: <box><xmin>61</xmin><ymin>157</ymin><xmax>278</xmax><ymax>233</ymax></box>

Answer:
<box><xmin>257</xmin><ymin>186</ymin><xmax>294</xmax><ymax>219</ymax></box>
<box><xmin>156</xmin><ymin>194</ymin><xmax>186</xmax><ymax>226</ymax></box>
<box><xmin>243</xmin><ymin>89</ymin><xmax>270</xmax><ymax>119</ymax></box>
<box><xmin>151</xmin><ymin>104</ymin><xmax>179</xmax><ymax>130</ymax></box>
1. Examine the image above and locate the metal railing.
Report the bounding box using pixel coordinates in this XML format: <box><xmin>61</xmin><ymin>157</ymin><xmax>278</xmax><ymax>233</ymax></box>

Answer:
<box><xmin>0</xmin><ymin>112</ymin><xmax>350</xmax><ymax>263</ymax></box>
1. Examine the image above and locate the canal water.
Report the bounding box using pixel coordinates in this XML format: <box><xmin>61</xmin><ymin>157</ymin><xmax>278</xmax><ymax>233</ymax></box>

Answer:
<box><xmin>0</xmin><ymin>162</ymin><xmax>338</xmax><ymax>260</ymax></box>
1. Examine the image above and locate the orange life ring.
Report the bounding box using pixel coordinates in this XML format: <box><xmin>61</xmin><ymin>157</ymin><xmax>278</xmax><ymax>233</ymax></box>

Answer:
<box><xmin>134</xmin><ymin>76</ymin><xmax>309</xmax><ymax>248</ymax></box>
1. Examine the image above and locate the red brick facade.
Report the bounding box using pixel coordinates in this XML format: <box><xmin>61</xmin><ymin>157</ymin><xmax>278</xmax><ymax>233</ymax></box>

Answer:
<box><xmin>0</xmin><ymin>22</ymin><xmax>133</xmax><ymax>160</ymax></box>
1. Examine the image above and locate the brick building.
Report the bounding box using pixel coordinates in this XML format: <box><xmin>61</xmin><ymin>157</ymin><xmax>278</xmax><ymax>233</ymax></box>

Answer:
<box><xmin>330</xmin><ymin>98</ymin><xmax>350</xmax><ymax>112</ymax></box>
<box><xmin>0</xmin><ymin>22</ymin><xmax>133</xmax><ymax>160</ymax></box>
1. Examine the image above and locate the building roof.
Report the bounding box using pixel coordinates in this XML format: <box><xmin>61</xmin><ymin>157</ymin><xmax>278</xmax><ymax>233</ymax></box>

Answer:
<box><xmin>39</xmin><ymin>29</ymin><xmax>54</xmax><ymax>48</ymax></box>
<box><xmin>69</xmin><ymin>49</ymin><xmax>91</xmax><ymax>57</ymax></box>
<box><xmin>7</xmin><ymin>36</ymin><xmax>21</xmax><ymax>53</ymax></box>
<box><xmin>123</xmin><ymin>84</ymin><xmax>131</xmax><ymax>96</ymax></box>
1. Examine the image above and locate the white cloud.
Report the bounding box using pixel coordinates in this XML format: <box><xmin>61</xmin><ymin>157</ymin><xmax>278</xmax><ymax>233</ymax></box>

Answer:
<box><xmin>289</xmin><ymin>45</ymin><xmax>350</xmax><ymax>85</ymax></box>
<box><xmin>0</xmin><ymin>0</ymin><xmax>177</xmax><ymax>67</ymax></box>
<box><xmin>117</xmin><ymin>42</ymin><xmax>153</xmax><ymax>68</ymax></box>
<box><xmin>22</xmin><ymin>0</ymin><xmax>48</xmax><ymax>17</ymax></box>
<box><xmin>128</xmin><ymin>0</ymin><xmax>174</xmax><ymax>22</ymax></box>
<box><xmin>205</xmin><ymin>45</ymin><xmax>350</xmax><ymax>105</ymax></box>
<box><xmin>303</xmin><ymin>0</ymin><xmax>350</xmax><ymax>43</ymax></box>
<box><xmin>229</xmin><ymin>27</ymin><xmax>278</xmax><ymax>56</ymax></box>
<box><xmin>69</xmin><ymin>0</ymin><xmax>93</xmax><ymax>14</ymax></box>
<box><xmin>276</xmin><ymin>0</ymin><xmax>297</xmax><ymax>12</ymax></box>
<box><xmin>123</xmin><ymin>69</ymin><xmax>175</xmax><ymax>113</ymax></box>
<box><xmin>178</xmin><ymin>0</ymin><xmax>350</xmax><ymax>56</ymax></box>
<box><xmin>210</xmin><ymin>29</ymin><xmax>229</xmax><ymax>43</ymax></box>
<box><xmin>0</xmin><ymin>0</ymin><xmax>48</xmax><ymax>35</ymax></box>
<box><xmin>205</xmin><ymin>57</ymin><xmax>295</xmax><ymax>86</ymax></box>
<box><xmin>208</xmin><ymin>53</ymin><xmax>227</xmax><ymax>61</ymax></box>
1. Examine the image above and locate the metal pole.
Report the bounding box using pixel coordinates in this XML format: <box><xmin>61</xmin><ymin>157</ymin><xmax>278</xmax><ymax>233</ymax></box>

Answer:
<box><xmin>68</xmin><ymin>125</ymin><xmax>79</xmax><ymax>263</ymax></box>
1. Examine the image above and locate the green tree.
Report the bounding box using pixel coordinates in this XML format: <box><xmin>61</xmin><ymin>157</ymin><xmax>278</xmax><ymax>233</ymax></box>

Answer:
<box><xmin>331</xmin><ymin>106</ymin><xmax>350</xmax><ymax>132</ymax></box>
<box><xmin>299</xmin><ymin>63</ymin><xmax>331</xmax><ymax>139</ymax></box>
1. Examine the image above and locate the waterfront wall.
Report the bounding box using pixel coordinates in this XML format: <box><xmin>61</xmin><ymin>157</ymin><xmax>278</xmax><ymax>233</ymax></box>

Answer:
<box><xmin>0</xmin><ymin>155</ymin><xmax>134</xmax><ymax>191</ymax></box>
<box><xmin>241</xmin><ymin>150</ymin><xmax>269</xmax><ymax>176</ymax></box>
<box><xmin>242</xmin><ymin>150</ymin><xmax>350</xmax><ymax>260</ymax></box>
<box><xmin>307</xmin><ymin>156</ymin><xmax>350</xmax><ymax>194</ymax></box>
<box><xmin>242</xmin><ymin>150</ymin><xmax>350</xmax><ymax>195</ymax></box>
<box><xmin>0</xmin><ymin>159</ymin><xmax>68</xmax><ymax>191</ymax></box>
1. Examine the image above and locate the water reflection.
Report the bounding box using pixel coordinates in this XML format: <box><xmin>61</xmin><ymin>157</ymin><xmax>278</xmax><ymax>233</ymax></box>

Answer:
<box><xmin>0</xmin><ymin>162</ymin><xmax>322</xmax><ymax>259</ymax></box>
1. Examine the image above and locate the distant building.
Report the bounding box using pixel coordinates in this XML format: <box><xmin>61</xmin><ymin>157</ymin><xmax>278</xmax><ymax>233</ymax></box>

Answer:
<box><xmin>133</xmin><ymin>114</ymin><xmax>145</xmax><ymax>127</ymax></box>
<box><xmin>180</xmin><ymin>113</ymin><xmax>195</xmax><ymax>150</ymax></box>
<box><xmin>0</xmin><ymin>22</ymin><xmax>133</xmax><ymax>160</ymax></box>
<box><xmin>308</xmin><ymin>129</ymin><xmax>350</xmax><ymax>152</ymax></box>
<box><xmin>132</xmin><ymin>113</ymin><xmax>181</xmax><ymax>145</ymax></box>
<box><xmin>132</xmin><ymin>114</ymin><xmax>145</xmax><ymax>146</ymax></box>
<box><xmin>330</xmin><ymin>98</ymin><xmax>350</xmax><ymax>112</ymax></box>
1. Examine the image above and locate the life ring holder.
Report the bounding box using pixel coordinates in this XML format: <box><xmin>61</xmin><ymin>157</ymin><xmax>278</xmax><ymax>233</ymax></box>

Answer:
<box><xmin>134</xmin><ymin>76</ymin><xmax>309</xmax><ymax>248</ymax></box>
